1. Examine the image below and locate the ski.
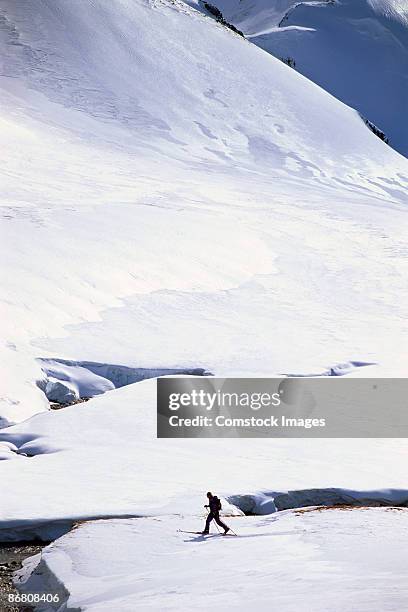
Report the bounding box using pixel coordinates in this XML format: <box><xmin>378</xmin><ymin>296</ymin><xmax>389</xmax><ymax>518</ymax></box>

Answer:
<box><xmin>177</xmin><ymin>529</ymin><xmax>237</xmax><ymax>536</ymax></box>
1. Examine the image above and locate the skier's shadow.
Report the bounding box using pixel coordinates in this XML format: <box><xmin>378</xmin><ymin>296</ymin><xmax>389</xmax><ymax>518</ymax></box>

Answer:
<box><xmin>183</xmin><ymin>534</ymin><xmax>220</xmax><ymax>542</ymax></box>
<box><xmin>183</xmin><ymin>530</ymin><xmax>297</xmax><ymax>542</ymax></box>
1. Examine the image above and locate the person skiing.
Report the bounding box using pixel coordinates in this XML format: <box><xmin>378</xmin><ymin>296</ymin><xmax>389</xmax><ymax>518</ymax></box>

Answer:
<box><xmin>202</xmin><ymin>491</ymin><xmax>230</xmax><ymax>535</ymax></box>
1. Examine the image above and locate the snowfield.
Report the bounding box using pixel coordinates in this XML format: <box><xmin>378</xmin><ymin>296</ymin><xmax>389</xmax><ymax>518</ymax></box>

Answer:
<box><xmin>15</xmin><ymin>508</ymin><xmax>408</xmax><ymax>611</ymax></box>
<box><xmin>0</xmin><ymin>378</ymin><xmax>407</xmax><ymax>542</ymax></box>
<box><xmin>1</xmin><ymin>0</ymin><xmax>408</xmax><ymax>608</ymax></box>
<box><xmin>1</xmin><ymin>0</ymin><xmax>408</xmax><ymax>425</ymax></box>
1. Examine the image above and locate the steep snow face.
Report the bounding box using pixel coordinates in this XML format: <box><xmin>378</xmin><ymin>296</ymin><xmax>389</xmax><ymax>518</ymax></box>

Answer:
<box><xmin>1</xmin><ymin>0</ymin><xmax>408</xmax><ymax>423</ymax></box>
<box><xmin>220</xmin><ymin>0</ymin><xmax>408</xmax><ymax>156</ymax></box>
<box><xmin>368</xmin><ymin>0</ymin><xmax>408</xmax><ymax>25</ymax></box>
<box><xmin>186</xmin><ymin>0</ymin><xmax>297</xmax><ymax>32</ymax></box>
<box><xmin>198</xmin><ymin>0</ymin><xmax>408</xmax><ymax>32</ymax></box>
<box><xmin>15</xmin><ymin>509</ymin><xmax>408</xmax><ymax>611</ymax></box>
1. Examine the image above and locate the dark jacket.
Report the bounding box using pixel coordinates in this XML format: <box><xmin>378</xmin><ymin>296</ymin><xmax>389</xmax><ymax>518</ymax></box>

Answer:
<box><xmin>208</xmin><ymin>496</ymin><xmax>222</xmax><ymax>513</ymax></box>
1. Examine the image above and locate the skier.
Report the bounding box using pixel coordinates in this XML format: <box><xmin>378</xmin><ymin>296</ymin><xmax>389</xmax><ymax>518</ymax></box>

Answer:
<box><xmin>202</xmin><ymin>491</ymin><xmax>230</xmax><ymax>535</ymax></box>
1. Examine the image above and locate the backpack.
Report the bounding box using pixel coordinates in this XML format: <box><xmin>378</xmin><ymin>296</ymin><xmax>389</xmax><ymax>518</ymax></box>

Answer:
<box><xmin>214</xmin><ymin>496</ymin><xmax>222</xmax><ymax>512</ymax></box>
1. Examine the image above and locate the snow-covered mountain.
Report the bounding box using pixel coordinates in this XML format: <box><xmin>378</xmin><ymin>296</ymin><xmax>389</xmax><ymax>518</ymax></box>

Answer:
<box><xmin>1</xmin><ymin>1</ymin><xmax>408</xmax><ymax>608</ymax></box>
<box><xmin>202</xmin><ymin>0</ymin><xmax>408</xmax><ymax>157</ymax></box>
<box><xmin>1</xmin><ymin>0</ymin><xmax>407</xmax><ymax>425</ymax></box>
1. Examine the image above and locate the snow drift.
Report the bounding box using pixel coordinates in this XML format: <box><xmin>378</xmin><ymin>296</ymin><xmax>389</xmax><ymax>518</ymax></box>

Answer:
<box><xmin>37</xmin><ymin>358</ymin><xmax>208</xmax><ymax>404</ymax></box>
<box><xmin>228</xmin><ymin>487</ymin><xmax>408</xmax><ymax>514</ymax></box>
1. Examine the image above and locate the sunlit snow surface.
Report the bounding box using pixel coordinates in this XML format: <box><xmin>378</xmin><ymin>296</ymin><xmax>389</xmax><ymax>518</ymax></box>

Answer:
<box><xmin>1</xmin><ymin>2</ymin><xmax>408</xmax><ymax>607</ymax></box>
<box><xmin>16</xmin><ymin>509</ymin><xmax>408</xmax><ymax>611</ymax></box>
<box><xmin>1</xmin><ymin>0</ymin><xmax>408</xmax><ymax>424</ymax></box>
<box><xmin>0</xmin><ymin>379</ymin><xmax>407</xmax><ymax>540</ymax></box>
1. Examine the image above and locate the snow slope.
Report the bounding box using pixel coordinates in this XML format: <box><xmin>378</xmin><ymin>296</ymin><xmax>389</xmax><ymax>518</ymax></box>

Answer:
<box><xmin>1</xmin><ymin>3</ymin><xmax>407</xmax><ymax>608</ymax></box>
<box><xmin>214</xmin><ymin>0</ymin><xmax>408</xmax><ymax>156</ymax></box>
<box><xmin>16</xmin><ymin>508</ymin><xmax>408</xmax><ymax>611</ymax></box>
<box><xmin>1</xmin><ymin>0</ymin><xmax>408</xmax><ymax>425</ymax></box>
<box><xmin>0</xmin><ymin>378</ymin><xmax>407</xmax><ymax>542</ymax></box>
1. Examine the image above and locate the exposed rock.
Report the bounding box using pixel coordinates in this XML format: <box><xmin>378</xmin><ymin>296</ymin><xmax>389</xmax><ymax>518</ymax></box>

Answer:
<box><xmin>45</xmin><ymin>378</ymin><xmax>79</xmax><ymax>404</ymax></box>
